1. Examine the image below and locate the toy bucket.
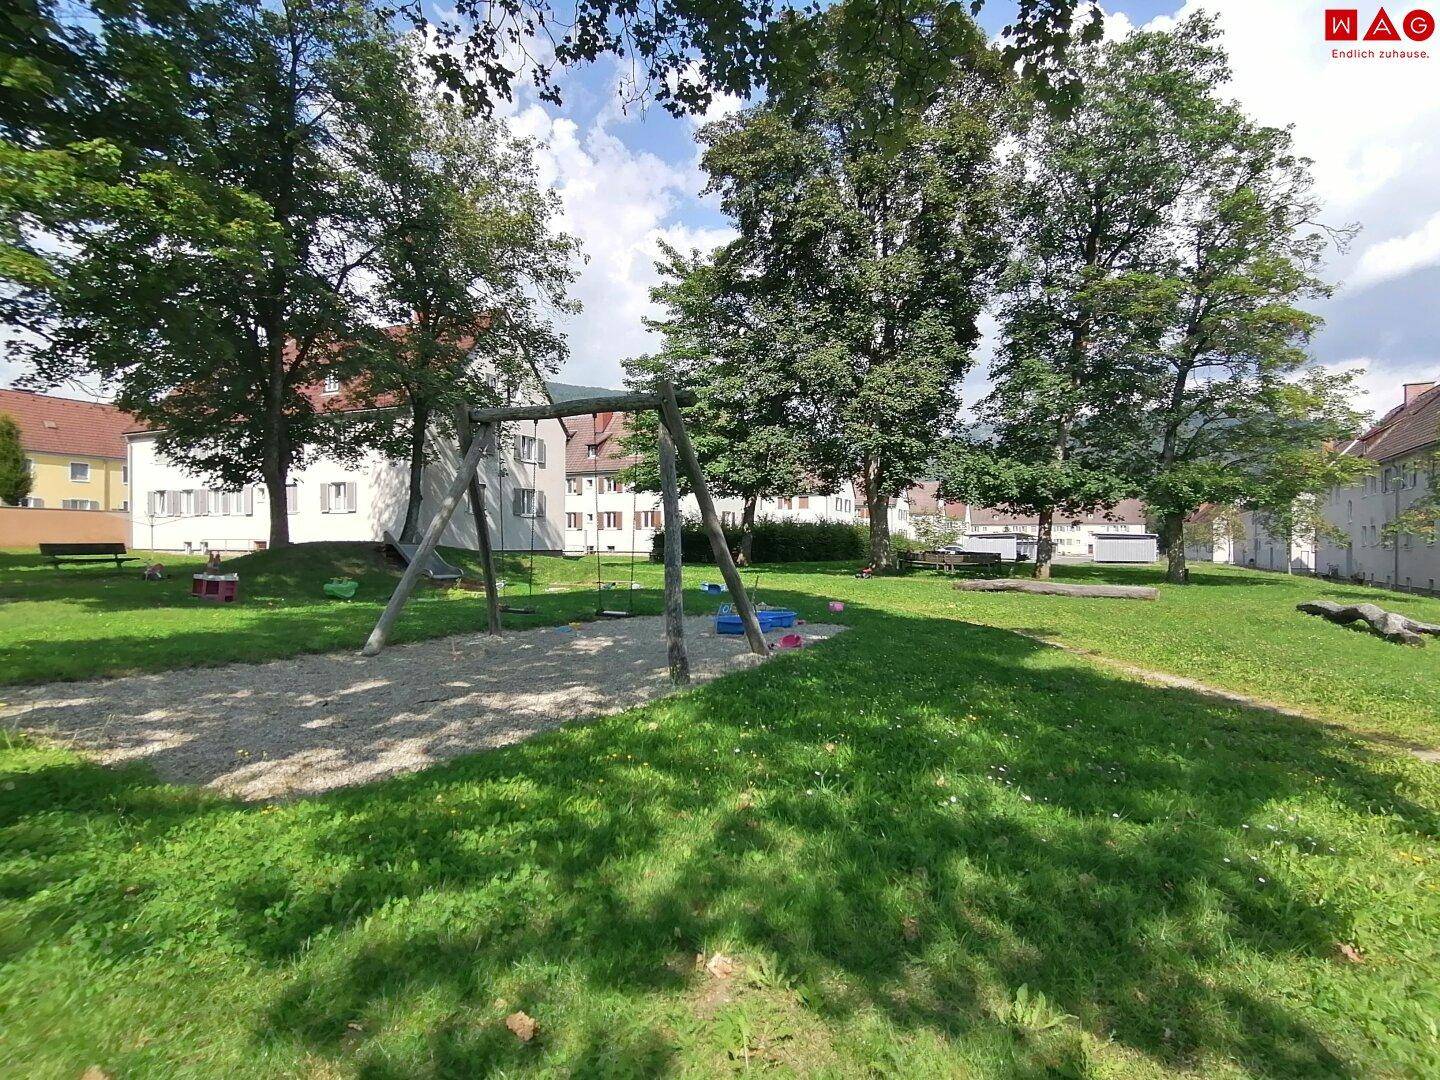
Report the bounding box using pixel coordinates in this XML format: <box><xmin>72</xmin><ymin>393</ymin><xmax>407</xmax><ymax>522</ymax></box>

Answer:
<box><xmin>771</xmin><ymin>633</ymin><xmax>804</xmax><ymax>651</ymax></box>
<box><xmin>828</xmin><ymin>601</ymin><xmax>844</xmax><ymax>613</ymax></box>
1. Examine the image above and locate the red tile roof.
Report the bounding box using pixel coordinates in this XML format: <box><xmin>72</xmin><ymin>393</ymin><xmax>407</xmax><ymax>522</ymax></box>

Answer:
<box><xmin>968</xmin><ymin>498</ymin><xmax>1148</xmax><ymax>527</ymax></box>
<box><xmin>565</xmin><ymin>411</ymin><xmax>639</xmax><ymax>473</ymax></box>
<box><xmin>905</xmin><ymin>481</ymin><xmax>967</xmax><ymax>518</ymax></box>
<box><xmin>1346</xmin><ymin>381</ymin><xmax>1440</xmax><ymax>463</ymax></box>
<box><xmin>0</xmin><ymin>389</ymin><xmax>138</xmax><ymax>459</ymax></box>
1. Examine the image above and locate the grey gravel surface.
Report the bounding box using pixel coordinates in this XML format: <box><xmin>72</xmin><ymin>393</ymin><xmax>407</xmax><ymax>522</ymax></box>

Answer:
<box><xmin>1</xmin><ymin>616</ymin><xmax>844</xmax><ymax>800</ymax></box>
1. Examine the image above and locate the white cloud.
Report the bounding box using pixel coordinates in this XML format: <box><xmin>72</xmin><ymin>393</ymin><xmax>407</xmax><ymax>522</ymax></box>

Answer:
<box><xmin>1320</xmin><ymin>356</ymin><xmax>1439</xmax><ymax>420</ymax></box>
<box><xmin>507</xmin><ymin>104</ymin><xmax>731</xmax><ymax>386</ymax></box>
<box><xmin>1350</xmin><ymin>210</ymin><xmax>1440</xmax><ymax>290</ymax></box>
<box><xmin>1151</xmin><ymin>1</ymin><xmax>1440</xmax><ymax>220</ymax></box>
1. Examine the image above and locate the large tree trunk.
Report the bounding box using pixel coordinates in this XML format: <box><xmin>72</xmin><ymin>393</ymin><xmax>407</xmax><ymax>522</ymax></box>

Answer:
<box><xmin>1161</xmin><ymin>510</ymin><xmax>1187</xmax><ymax>583</ymax></box>
<box><xmin>1034</xmin><ymin>508</ymin><xmax>1055</xmax><ymax>579</ymax></box>
<box><xmin>261</xmin><ymin>338</ymin><xmax>290</xmax><ymax>549</ymax></box>
<box><xmin>399</xmin><ymin>399</ymin><xmax>430</xmax><ymax>543</ymax></box>
<box><xmin>736</xmin><ymin>493</ymin><xmax>758</xmax><ymax>566</ymax></box>
<box><xmin>864</xmin><ymin>478</ymin><xmax>893</xmax><ymax>571</ymax></box>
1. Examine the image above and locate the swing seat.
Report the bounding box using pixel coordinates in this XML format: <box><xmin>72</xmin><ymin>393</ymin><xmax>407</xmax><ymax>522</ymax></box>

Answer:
<box><xmin>698</xmin><ymin>582</ymin><xmax>727</xmax><ymax>595</ymax></box>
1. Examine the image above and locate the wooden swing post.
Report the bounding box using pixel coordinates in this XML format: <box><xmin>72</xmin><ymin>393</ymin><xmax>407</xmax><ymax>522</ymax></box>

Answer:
<box><xmin>656</xmin><ymin>381</ymin><xmax>768</xmax><ymax>656</ymax></box>
<box><xmin>454</xmin><ymin>408</ymin><xmax>502</xmax><ymax>636</ymax></box>
<box><xmin>363</xmin><ymin>435</ymin><xmax>488</xmax><ymax>656</ymax></box>
<box><xmin>658</xmin><ymin>420</ymin><xmax>690</xmax><ymax>684</ymax></box>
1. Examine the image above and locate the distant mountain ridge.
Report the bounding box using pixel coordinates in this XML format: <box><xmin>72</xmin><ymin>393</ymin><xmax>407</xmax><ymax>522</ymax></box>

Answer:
<box><xmin>546</xmin><ymin>381</ymin><xmax>623</xmax><ymax>402</ymax></box>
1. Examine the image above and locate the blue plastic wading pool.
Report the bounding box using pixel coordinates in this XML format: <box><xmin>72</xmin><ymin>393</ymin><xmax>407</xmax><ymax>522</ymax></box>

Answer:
<box><xmin>714</xmin><ymin>609</ymin><xmax>797</xmax><ymax>634</ymax></box>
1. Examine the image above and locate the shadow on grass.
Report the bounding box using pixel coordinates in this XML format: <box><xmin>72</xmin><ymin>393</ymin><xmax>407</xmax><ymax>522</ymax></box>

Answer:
<box><xmin>4</xmin><ymin>604</ymin><xmax>1434</xmax><ymax>1075</ymax></box>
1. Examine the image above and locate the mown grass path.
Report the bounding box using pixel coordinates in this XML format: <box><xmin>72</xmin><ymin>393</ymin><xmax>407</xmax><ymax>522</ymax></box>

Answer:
<box><xmin>2</xmin><ymin>547</ymin><xmax>1438</xmax><ymax>1076</ymax></box>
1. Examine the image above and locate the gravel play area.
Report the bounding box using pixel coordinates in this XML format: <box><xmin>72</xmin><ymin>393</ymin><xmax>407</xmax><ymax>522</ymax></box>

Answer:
<box><xmin>2</xmin><ymin>616</ymin><xmax>845</xmax><ymax>801</ymax></box>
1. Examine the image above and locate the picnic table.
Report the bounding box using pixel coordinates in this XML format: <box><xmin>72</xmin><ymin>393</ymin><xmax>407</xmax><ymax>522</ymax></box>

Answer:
<box><xmin>38</xmin><ymin>543</ymin><xmax>138</xmax><ymax>570</ymax></box>
<box><xmin>901</xmin><ymin>550</ymin><xmax>1002</xmax><ymax>571</ymax></box>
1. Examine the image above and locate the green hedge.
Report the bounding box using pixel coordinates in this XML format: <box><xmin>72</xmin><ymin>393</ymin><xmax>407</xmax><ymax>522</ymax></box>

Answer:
<box><xmin>652</xmin><ymin>516</ymin><xmax>869</xmax><ymax>564</ymax></box>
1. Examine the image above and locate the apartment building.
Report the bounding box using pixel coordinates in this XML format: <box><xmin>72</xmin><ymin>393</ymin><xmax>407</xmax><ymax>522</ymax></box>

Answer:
<box><xmin>0</xmin><ymin>389</ymin><xmax>134</xmax><ymax>511</ymax></box>
<box><xmin>562</xmin><ymin>410</ymin><xmax>864</xmax><ymax>554</ymax></box>
<box><xmin>127</xmin><ymin>355</ymin><xmax>566</xmax><ymax>554</ymax></box>
<box><xmin>1316</xmin><ymin>380</ymin><xmax>1440</xmax><ymax>593</ymax></box>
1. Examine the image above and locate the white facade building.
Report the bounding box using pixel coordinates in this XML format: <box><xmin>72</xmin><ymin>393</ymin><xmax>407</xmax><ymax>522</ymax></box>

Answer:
<box><xmin>1315</xmin><ymin>381</ymin><xmax>1440</xmax><ymax>593</ymax></box>
<box><xmin>127</xmin><ymin>364</ymin><xmax>567</xmax><ymax>554</ymax></box>
<box><xmin>561</xmin><ymin>411</ymin><xmax>866</xmax><ymax>554</ymax></box>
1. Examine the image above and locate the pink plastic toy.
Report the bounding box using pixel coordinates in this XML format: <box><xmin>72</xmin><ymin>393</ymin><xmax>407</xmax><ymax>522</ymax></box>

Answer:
<box><xmin>771</xmin><ymin>633</ymin><xmax>804</xmax><ymax>651</ymax></box>
<box><xmin>828</xmin><ymin>601</ymin><xmax>844</xmax><ymax>613</ymax></box>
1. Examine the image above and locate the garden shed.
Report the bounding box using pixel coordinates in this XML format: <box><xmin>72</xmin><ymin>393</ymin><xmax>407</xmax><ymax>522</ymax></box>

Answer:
<box><xmin>965</xmin><ymin>532</ymin><xmax>1023</xmax><ymax>561</ymax></box>
<box><xmin>1093</xmin><ymin>532</ymin><xmax>1159</xmax><ymax>563</ymax></box>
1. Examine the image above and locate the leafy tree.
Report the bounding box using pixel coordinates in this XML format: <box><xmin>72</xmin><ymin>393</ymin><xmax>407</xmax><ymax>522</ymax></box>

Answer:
<box><xmin>939</xmin><ymin>445</ymin><xmax>1134</xmax><ymax>570</ymax></box>
<box><xmin>700</xmin><ymin>1</ymin><xmax>1007</xmax><ymax>569</ymax></box>
<box><xmin>16</xmin><ymin>1</ymin><xmax>400</xmax><ymax>548</ymax></box>
<box><xmin>1112</xmin><ymin>20</ymin><xmax>1364</xmax><ymax>581</ymax></box>
<box><xmin>340</xmin><ymin>48</ymin><xmax>580</xmax><ymax>540</ymax></box>
<box><xmin>407</xmin><ymin>0</ymin><xmax>1102</xmax><ymax>117</ymax></box>
<box><xmin>954</xmin><ymin>20</ymin><xmax>1238</xmax><ymax>578</ymax></box>
<box><xmin>0</xmin><ymin>414</ymin><xmax>32</xmax><ymax>506</ymax></box>
<box><xmin>622</xmin><ymin>241</ymin><xmax>809</xmax><ymax>565</ymax></box>
<box><xmin>1241</xmin><ymin>441</ymin><xmax>1371</xmax><ymax>574</ymax></box>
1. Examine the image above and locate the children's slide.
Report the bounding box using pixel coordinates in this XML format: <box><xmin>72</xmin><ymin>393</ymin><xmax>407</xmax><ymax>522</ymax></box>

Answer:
<box><xmin>383</xmin><ymin>531</ymin><xmax>463</xmax><ymax>582</ymax></box>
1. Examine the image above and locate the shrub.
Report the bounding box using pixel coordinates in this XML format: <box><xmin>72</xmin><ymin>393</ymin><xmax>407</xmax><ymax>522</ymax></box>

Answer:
<box><xmin>652</xmin><ymin>515</ymin><xmax>868</xmax><ymax>564</ymax></box>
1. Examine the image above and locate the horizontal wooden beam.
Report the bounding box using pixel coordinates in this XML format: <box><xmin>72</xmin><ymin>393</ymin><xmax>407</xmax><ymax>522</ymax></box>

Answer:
<box><xmin>470</xmin><ymin>389</ymin><xmax>696</xmax><ymax>424</ymax></box>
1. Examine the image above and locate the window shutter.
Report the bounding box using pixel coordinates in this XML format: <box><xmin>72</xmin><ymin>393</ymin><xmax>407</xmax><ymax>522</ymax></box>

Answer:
<box><xmin>345</xmin><ymin>482</ymin><xmax>357</xmax><ymax>512</ymax></box>
<box><xmin>536</xmin><ymin>438</ymin><xmax>546</xmax><ymax>467</ymax></box>
<box><xmin>537</xmin><ymin>490</ymin><xmax>546</xmax><ymax>517</ymax></box>
<box><xmin>321</xmin><ymin>484</ymin><xmax>331</xmax><ymax>513</ymax></box>
<box><xmin>147</xmin><ymin>492</ymin><xmax>157</xmax><ymax>516</ymax></box>
<box><xmin>197</xmin><ymin>490</ymin><xmax>208</xmax><ymax>516</ymax></box>
<box><xmin>515</xmin><ymin>433</ymin><xmax>524</xmax><ymax>457</ymax></box>
<box><xmin>512</xmin><ymin>488</ymin><xmax>523</xmax><ymax>516</ymax></box>
<box><xmin>244</xmin><ymin>486</ymin><xmax>254</xmax><ymax>515</ymax></box>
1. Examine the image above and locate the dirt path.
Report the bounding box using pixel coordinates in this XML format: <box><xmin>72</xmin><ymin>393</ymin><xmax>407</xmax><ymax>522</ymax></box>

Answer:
<box><xmin>1007</xmin><ymin>628</ymin><xmax>1440</xmax><ymax>763</ymax></box>
<box><xmin>1</xmin><ymin>616</ymin><xmax>845</xmax><ymax>800</ymax></box>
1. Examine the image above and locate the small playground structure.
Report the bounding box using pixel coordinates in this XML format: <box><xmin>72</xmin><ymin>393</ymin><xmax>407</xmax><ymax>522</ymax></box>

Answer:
<box><xmin>362</xmin><ymin>383</ymin><xmax>769</xmax><ymax>684</ymax></box>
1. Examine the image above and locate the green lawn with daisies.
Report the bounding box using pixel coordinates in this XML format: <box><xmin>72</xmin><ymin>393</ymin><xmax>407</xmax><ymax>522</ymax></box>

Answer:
<box><xmin>2</xmin><ymin>546</ymin><xmax>1438</xmax><ymax>1077</ymax></box>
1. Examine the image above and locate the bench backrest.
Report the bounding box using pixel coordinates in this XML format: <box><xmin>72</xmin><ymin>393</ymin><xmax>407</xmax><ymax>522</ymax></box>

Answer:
<box><xmin>38</xmin><ymin>543</ymin><xmax>129</xmax><ymax>556</ymax></box>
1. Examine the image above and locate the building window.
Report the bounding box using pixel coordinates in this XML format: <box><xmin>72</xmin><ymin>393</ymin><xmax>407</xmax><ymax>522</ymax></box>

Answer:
<box><xmin>599</xmin><ymin>510</ymin><xmax>622</xmax><ymax>529</ymax></box>
<box><xmin>285</xmin><ymin>483</ymin><xmax>299</xmax><ymax>514</ymax></box>
<box><xmin>586</xmin><ymin>443</ymin><xmax>598</xmax><ymax>459</ymax></box>
<box><xmin>598</xmin><ymin>476</ymin><xmax>617</xmax><ymax>494</ymax></box>
<box><xmin>323</xmin><ymin>374</ymin><xmax>341</xmax><ymax>395</ymax></box>
<box><xmin>22</xmin><ymin>496</ymin><xmax>44</xmax><ymax>508</ymax></box>
<box><xmin>721</xmin><ymin>511</ymin><xmax>737</xmax><ymax>527</ymax></box>
<box><xmin>635</xmin><ymin>510</ymin><xmax>659</xmax><ymax>528</ymax></box>
<box><xmin>321</xmin><ymin>481</ymin><xmax>356</xmax><ymax>513</ymax></box>
<box><xmin>798</xmin><ymin>496</ymin><xmax>809</xmax><ymax>509</ymax></box>
<box><xmin>119</xmin><ymin>500</ymin><xmax>128</xmax><ymax>511</ymax></box>
<box><xmin>513</xmin><ymin>488</ymin><xmax>545</xmax><ymax>518</ymax></box>
<box><xmin>61</xmin><ymin>499</ymin><xmax>101</xmax><ymax>510</ymax></box>
<box><xmin>518</xmin><ymin>434</ymin><xmax>546</xmax><ymax>465</ymax></box>
<box><xmin>121</xmin><ymin>464</ymin><xmax>128</xmax><ymax>484</ymax></box>
<box><xmin>567</xmin><ymin>478</ymin><xmax>581</xmax><ymax>495</ymax></box>
<box><xmin>566</xmin><ymin>512</ymin><xmax>582</xmax><ymax>529</ymax></box>
<box><xmin>775</xmin><ymin>497</ymin><xmax>793</xmax><ymax>510</ymax></box>
<box><xmin>69</xmin><ymin>461</ymin><xmax>90</xmax><ymax>482</ymax></box>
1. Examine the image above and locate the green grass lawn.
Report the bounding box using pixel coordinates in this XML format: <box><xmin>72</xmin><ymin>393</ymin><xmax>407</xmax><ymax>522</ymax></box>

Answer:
<box><xmin>2</xmin><ymin>546</ymin><xmax>1439</xmax><ymax>1076</ymax></box>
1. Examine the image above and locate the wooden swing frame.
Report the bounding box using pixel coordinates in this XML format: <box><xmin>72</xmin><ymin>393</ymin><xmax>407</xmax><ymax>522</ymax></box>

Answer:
<box><xmin>360</xmin><ymin>381</ymin><xmax>768</xmax><ymax>683</ymax></box>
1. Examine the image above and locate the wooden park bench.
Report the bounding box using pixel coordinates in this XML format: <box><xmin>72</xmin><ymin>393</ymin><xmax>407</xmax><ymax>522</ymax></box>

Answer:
<box><xmin>901</xmin><ymin>550</ymin><xmax>1002</xmax><ymax>572</ymax></box>
<box><xmin>38</xmin><ymin>542</ymin><xmax>139</xmax><ymax>570</ymax></box>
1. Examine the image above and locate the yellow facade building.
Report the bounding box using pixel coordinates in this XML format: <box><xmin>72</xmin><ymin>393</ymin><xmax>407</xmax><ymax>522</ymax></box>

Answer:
<box><xmin>1</xmin><ymin>389</ymin><xmax>135</xmax><ymax>511</ymax></box>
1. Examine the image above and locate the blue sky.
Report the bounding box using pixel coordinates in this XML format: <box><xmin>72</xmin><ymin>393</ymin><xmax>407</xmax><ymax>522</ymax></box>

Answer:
<box><xmin>494</xmin><ymin>1</ymin><xmax>1440</xmax><ymax>420</ymax></box>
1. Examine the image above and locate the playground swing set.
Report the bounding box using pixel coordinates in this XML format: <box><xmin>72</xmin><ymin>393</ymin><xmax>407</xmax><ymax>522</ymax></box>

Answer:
<box><xmin>361</xmin><ymin>383</ymin><xmax>770</xmax><ymax>685</ymax></box>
